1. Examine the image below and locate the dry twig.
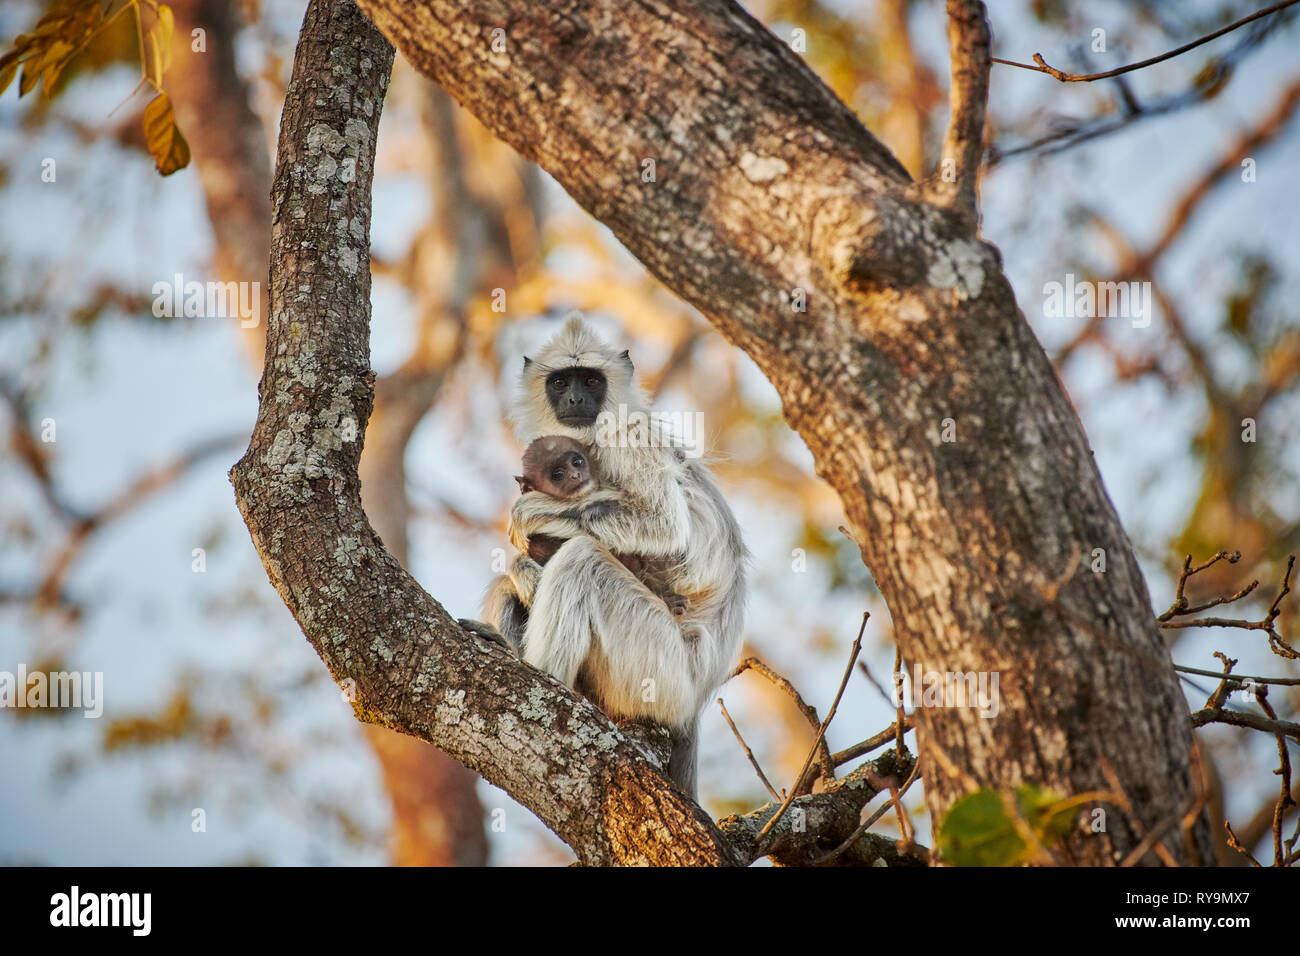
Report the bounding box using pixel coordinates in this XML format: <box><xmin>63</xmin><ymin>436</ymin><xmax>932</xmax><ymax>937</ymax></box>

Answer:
<box><xmin>752</xmin><ymin>613</ymin><xmax>868</xmax><ymax>857</ymax></box>
<box><xmin>993</xmin><ymin>1</ymin><xmax>1300</xmax><ymax>83</ymax></box>
<box><xmin>717</xmin><ymin>698</ymin><xmax>781</xmax><ymax>802</ymax></box>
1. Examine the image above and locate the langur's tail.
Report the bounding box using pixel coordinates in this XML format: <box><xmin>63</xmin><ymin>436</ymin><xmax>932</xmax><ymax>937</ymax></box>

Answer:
<box><xmin>668</xmin><ymin>718</ymin><xmax>700</xmax><ymax>798</ymax></box>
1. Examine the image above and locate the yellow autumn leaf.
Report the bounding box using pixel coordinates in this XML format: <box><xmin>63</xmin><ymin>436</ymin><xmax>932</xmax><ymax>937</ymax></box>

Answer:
<box><xmin>0</xmin><ymin>50</ymin><xmax>17</xmax><ymax>97</ymax></box>
<box><xmin>18</xmin><ymin>63</ymin><xmax>39</xmax><ymax>96</ymax></box>
<box><xmin>142</xmin><ymin>91</ymin><xmax>191</xmax><ymax>176</ymax></box>
<box><xmin>38</xmin><ymin>39</ymin><xmax>75</xmax><ymax>91</ymax></box>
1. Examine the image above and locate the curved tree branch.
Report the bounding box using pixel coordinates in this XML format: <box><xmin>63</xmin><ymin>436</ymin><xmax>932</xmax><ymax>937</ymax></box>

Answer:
<box><xmin>229</xmin><ymin>0</ymin><xmax>741</xmax><ymax>867</ymax></box>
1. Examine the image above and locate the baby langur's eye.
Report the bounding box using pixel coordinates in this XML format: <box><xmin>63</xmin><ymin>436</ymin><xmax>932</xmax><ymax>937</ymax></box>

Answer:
<box><xmin>552</xmin><ymin>469</ymin><xmax>565</xmax><ymax>482</ymax></box>
<box><xmin>572</xmin><ymin>456</ymin><xmax>584</xmax><ymax>467</ymax></box>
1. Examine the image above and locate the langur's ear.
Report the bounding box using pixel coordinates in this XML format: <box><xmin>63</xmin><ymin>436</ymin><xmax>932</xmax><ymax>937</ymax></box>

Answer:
<box><xmin>619</xmin><ymin>349</ymin><xmax>632</xmax><ymax>367</ymax></box>
<box><xmin>523</xmin><ymin>356</ymin><xmax>532</xmax><ymax>369</ymax></box>
<box><xmin>514</xmin><ymin>475</ymin><xmax>530</xmax><ymax>492</ymax></box>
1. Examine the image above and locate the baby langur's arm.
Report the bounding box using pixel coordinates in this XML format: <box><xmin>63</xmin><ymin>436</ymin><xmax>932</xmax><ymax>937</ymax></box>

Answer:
<box><xmin>508</xmin><ymin>487</ymin><xmax>623</xmax><ymax>552</ymax></box>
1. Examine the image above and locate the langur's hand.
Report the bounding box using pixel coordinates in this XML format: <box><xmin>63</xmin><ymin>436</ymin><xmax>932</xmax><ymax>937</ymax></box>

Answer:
<box><xmin>574</xmin><ymin>487</ymin><xmax>624</xmax><ymax>526</ymax></box>
<box><xmin>508</xmin><ymin>553</ymin><xmax>544</xmax><ymax>606</ymax></box>
<box><xmin>458</xmin><ymin>618</ymin><xmax>519</xmax><ymax>653</ymax></box>
<box><xmin>579</xmin><ymin>497</ymin><xmax>619</xmax><ymax>522</ymax></box>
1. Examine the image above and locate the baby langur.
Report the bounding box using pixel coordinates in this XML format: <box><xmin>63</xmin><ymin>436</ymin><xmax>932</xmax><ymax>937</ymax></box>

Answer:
<box><xmin>516</xmin><ymin>436</ymin><xmax>688</xmax><ymax>618</ymax></box>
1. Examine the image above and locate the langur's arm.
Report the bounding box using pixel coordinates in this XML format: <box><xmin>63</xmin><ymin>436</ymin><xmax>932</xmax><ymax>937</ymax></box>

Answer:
<box><xmin>508</xmin><ymin>489</ymin><xmax>621</xmax><ymax>551</ymax></box>
<box><xmin>572</xmin><ymin>483</ymin><xmax>690</xmax><ymax>557</ymax></box>
<box><xmin>510</xmin><ymin>478</ymin><xmax>690</xmax><ymax>558</ymax></box>
<box><xmin>506</xmin><ymin>552</ymin><xmax>544</xmax><ymax>606</ymax></box>
<box><xmin>461</xmin><ymin>554</ymin><xmax>543</xmax><ymax>654</ymax></box>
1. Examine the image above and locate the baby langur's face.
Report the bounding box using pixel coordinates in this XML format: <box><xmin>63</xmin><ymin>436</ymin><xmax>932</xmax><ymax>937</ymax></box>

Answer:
<box><xmin>518</xmin><ymin>436</ymin><xmax>594</xmax><ymax>499</ymax></box>
<box><xmin>540</xmin><ymin>449</ymin><xmax>591</xmax><ymax>498</ymax></box>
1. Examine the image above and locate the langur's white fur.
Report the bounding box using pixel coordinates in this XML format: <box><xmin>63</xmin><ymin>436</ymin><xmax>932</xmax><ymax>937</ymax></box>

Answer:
<box><xmin>493</xmin><ymin>314</ymin><xmax>748</xmax><ymax>792</ymax></box>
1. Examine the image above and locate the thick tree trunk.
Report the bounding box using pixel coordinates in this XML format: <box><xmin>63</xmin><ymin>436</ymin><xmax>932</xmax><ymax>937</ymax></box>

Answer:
<box><xmin>338</xmin><ymin>0</ymin><xmax>1213</xmax><ymax>864</ymax></box>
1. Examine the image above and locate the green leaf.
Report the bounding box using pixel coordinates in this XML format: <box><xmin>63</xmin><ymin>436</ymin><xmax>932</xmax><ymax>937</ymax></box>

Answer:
<box><xmin>937</xmin><ymin>785</ymin><xmax>1079</xmax><ymax>867</ymax></box>
<box><xmin>142</xmin><ymin>91</ymin><xmax>190</xmax><ymax>176</ymax></box>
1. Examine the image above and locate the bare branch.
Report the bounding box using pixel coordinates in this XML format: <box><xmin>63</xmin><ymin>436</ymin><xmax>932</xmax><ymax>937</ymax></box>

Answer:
<box><xmin>1119</xmin><ymin>804</ymin><xmax>1192</xmax><ymax>868</ymax></box>
<box><xmin>993</xmin><ymin>1</ymin><xmax>1300</xmax><ymax>83</ymax></box>
<box><xmin>933</xmin><ymin>0</ymin><xmax>991</xmax><ymax>225</ymax></box>
<box><xmin>990</xmin><ymin>21</ymin><xmax>1289</xmax><ymax>165</ymax></box>
<box><xmin>755</xmin><ymin>613</ymin><xmax>867</xmax><ymax>852</ymax></box>
<box><xmin>730</xmin><ymin>655</ymin><xmax>835</xmax><ymax>785</ymax></box>
<box><xmin>1161</xmin><ymin>556</ymin><xmax>1297</xmax><ymax>661</ymax></box>
<box><xmin>1191</xmin><ymin>707</ymin><xmax>1300</xmax><ymax>740</ymax></box>
<box><xmin>1250</xmin><ymin>685</ymin><xmax>1295</xmax><ymax>865</ymax></box>
<box><xmin>1159</xmin><ymin>550</ymin><xmax>1244</xmax><ymax>621</ymax></box>
<box><xmin>718</xmin><ymin>749</ymin><xmax>925</xmax><ymax>866</ymax></box>
<box><xmin>893</xmin><ymin>644</ymin><xmax>908</xmax><ymax>761</ymax></box>
<box><xmin>1174</xmin><ymin>664</ymin><xmax>1300</xmax><ymax>687</ymax></box>
<box><xmin>812</xmin><ymin>757</ymin><xmax>921</xmax><ymax>865</ymax></box>
<box><xmin>830</xmin><ymin>717</ymin><xmax>915</xmax><ymax>767</ymax></box>
<box><xmin>717</xmin><ymin>698</ymin><xmax>781</xmax><ymax>802</ymax></box>
<box><xmin>1225</xmin><ymin>821</ymin><xmax>1264</xmax><ymax>866</ymax></box>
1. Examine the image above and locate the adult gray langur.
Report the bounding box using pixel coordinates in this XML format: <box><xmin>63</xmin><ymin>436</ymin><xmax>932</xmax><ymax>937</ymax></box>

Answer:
<box><xmin>462</xmin><ymin>315</ymin><xmax>748</xmax><ymax>795</ymax></box>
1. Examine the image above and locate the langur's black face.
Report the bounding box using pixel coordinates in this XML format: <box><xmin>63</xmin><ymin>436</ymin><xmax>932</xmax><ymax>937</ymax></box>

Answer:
<box><xmin>545</xmin><ymin>367</ymin><xmax>608</xmax><ymax>427</ymax></box>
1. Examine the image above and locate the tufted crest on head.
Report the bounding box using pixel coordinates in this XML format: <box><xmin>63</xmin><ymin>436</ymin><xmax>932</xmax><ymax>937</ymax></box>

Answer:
<box><xmin>513</xmin><ymin>313</ymin><xmax>643</xmax><ymax>443</ymax></box>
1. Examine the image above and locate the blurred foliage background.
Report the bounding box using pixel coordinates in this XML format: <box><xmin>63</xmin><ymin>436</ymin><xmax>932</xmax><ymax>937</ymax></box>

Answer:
<box><xmin>1</xmin><ymin>0</ymin><xmax>1296</xmax><ymax>865</ymax></box>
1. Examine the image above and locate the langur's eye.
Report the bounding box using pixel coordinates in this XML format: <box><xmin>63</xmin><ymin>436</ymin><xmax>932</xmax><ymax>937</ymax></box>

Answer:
<box><xmin>548</xmin><ymin>375</ymin><xmax>566</xmax><ymax>390</ymax></box>
<box><xmin>585</xmin><ymin>376</ymin><xmax>601</xmax><ymax>389</ymax></box>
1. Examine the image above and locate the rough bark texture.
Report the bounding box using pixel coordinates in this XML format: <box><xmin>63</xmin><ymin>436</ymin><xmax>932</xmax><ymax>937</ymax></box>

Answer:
<box><xmin>230</xmin><ymin>0</ymin><xmax>742</xmax><ymax>867</ymax></box>
<box><xmin>341</xmin><ymin>0</ymin><xmax>1213</xmax><ymax>864</ymax></box>
<box><xmin>719</xmin><ymin>749</ymin><xmax>924</xmax><ymax>866</ymax></box>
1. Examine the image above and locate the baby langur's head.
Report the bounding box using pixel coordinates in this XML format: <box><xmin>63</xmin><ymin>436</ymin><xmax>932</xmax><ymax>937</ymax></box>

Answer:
<box><xmin>516</xmin><ymin>436</ymin><xmax>593</xmax><ymax>499</ymax></box>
